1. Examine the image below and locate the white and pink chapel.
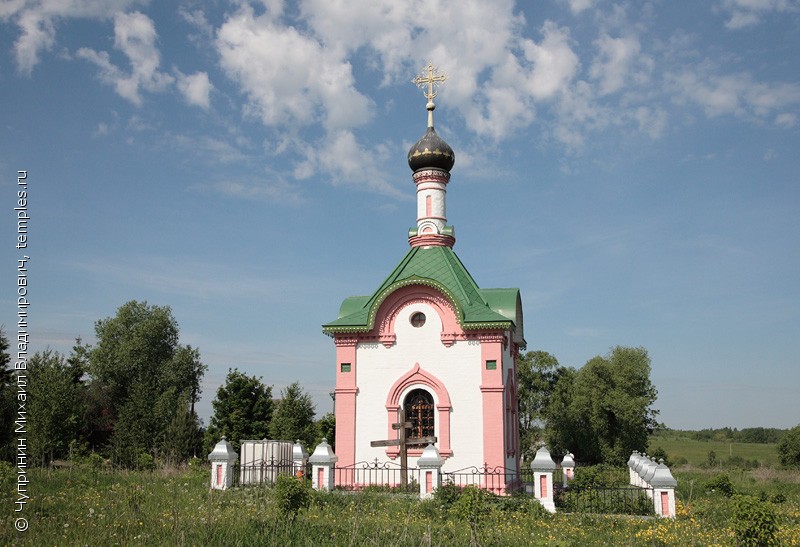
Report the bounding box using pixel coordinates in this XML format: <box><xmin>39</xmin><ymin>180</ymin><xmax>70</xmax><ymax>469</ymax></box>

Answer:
<box><xmin>322</xmin><ymin>64</ymin><xmax>526</xmax><ymax>482</ymax></box>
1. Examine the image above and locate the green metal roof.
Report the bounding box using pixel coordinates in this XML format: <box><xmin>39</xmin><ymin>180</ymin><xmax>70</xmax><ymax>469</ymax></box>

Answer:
<box><xmin>323</xmin><ymin>246</ymin><xmax>524</xmax><ymax>344</ymax></box>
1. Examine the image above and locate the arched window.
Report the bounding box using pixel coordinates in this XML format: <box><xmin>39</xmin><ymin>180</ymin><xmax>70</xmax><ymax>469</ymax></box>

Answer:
<box><xmin>404</xmin><ymin>389</ymin><xmax>434</xmax><ymax>439</ymax></box>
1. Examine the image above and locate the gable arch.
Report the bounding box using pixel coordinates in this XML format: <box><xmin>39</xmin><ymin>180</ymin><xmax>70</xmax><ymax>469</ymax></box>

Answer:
<box><xmin>374</xmin><ymin>284</ymin><xmax>464</xmax><ymax>348</ymax></box>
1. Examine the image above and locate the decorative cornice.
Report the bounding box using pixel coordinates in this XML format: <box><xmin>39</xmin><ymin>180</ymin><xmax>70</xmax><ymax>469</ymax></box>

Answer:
<box><xmin>334</xmin><ymin>336</ymin><xmax>359</xmax><ymax>347</ymax></box>
<box><xmin>409</xmin><ymin>233</ymin><xmax>455</xmax><ymax>248</ymax></box>
<box><xmin>412</xmin><ymin>168</ymin><xmax>450</xmax><ymax>184</ymax></box>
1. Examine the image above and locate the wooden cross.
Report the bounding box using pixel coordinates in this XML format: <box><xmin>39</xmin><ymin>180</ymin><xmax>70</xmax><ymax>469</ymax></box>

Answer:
<box><xmin>370</xmin><ymin>409</ymin><xmax>438</xmax><ymax>485</ymax></box>
<box><xmin>412</xmin><ymin>62</ymin><xmax>447</xmax><ymax>101</ymax></box>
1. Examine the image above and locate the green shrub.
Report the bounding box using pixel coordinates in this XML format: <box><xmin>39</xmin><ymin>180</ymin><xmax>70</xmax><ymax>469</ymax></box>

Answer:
<box><xmin>733</xmin><ymin>495</ymin><xmax>778</xmax><ymax>546</ymax></box>
<box><xmin>778</xmin><ymin>425</ymin><xmax>800</xmax><ymax>468</ymax></box>
<box><xmin>87</xmin><ymin>453</ymin><xmax>105</xmax><ymax>472</ymax></box>
<box><xmin>273</xmin><ymin>475</ymin><xmax>312</xmax><ymax>519</ymax></box>
<box><xmin>432</xmin><ymin>480</ymin><xmax>464</xmax><ymax>510</ymax></box>
<box><xmin>571</xmin><ymin>464</ymin><xmax>625</xmax><ymax>488</ymax></box>
<box><xmin>451</xmin><ymin>485</ymin><xmax>489</xmax><ymax>523</ymax></box>
<box><xmin>771</xmin><ymin>493</ymin><xmax>786</xmax><ymax>504</ymax></box>
<box><xmin>135</xmin><ymin>452</ymin><xmax>156</xmax><ymax>471</ymax></box>
<box><xmin>650</xmin><ymin>447</ymin><xmax>671</xmax><ymax>467</ymax></box>
<box><xmin>0</xmin><ymin>460</ymin><xmax>13</xmax><ymax>486</ymax></box>
<box><xmin>704</xmin><ymin>473</ymin><xmax>735</xmax><ymax>497</ymax></box>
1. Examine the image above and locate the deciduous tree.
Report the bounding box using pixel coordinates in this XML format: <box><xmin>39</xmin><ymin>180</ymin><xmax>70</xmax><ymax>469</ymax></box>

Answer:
<box><xmin>87</xmin><ymin>301</ymin><xmax>206</xmax><ymax>466</ymax></box>
<box><xmin>270</xmin><ymin>382</ymin><xmax>316</xmax><ymax>448</ymax></box>
<box><xmin>536</xmin><ymin>346</ymin><xmax>659</xmax><ymax>465</ymax></box>
<box><xmin>204</xmin><ymin>368</ymin><xmax>273</xmax><ymax>455</ymax></box>
<box><xmin>27</xmin><ymin>350</ymin><xmax>84</xmax><ymax>465</ymax></box>
<box><xmin>0</xmin><ymin>328</ymin><xmax>15</xmax><ymax>461</ymax></box>
<box><xmin>517</xmin><ymin>350</ymin><xmax>564</xmax><ymax>460</ymax></box>
<box><xmin>778</xmin><ymin>425</ymin><xmax>800</xmax><ymax>468</ymax></box>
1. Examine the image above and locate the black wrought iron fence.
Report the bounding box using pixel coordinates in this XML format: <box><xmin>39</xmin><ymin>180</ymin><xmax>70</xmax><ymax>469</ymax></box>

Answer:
<box><xmin>443</xmin><ymin>465</ymin><xmax>523</xmax><ymax>495</ymax></box>
<box><xmin>232</xmin><ymin>459</ymin><xmax>299</xmax><ymax>487</ymax></box>
<box><xmin>333</xmin><ymin>460</ymin><xmax>419</xmax><ymax>493</ymax></box>
<box><xmin>554</xmin><ymin>486</ymin><xmax>654</xmax><ymax>515</ymax></box>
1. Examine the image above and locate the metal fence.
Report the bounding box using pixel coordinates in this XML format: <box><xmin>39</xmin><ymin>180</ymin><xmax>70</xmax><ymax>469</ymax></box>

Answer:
<box><xmin>554</xmin><ymin>485</ymin><xmax>654</xmax><ymax>515</ymax></box>
<box><xmin>230</xmin><ymin>457</ymin><xmax>656</xmax><ymax>517</ymax></box>
<box><xmin>333</xmin><ymin>460</ymin><xmax>420</xmax><ymax>493</ymax></box>
<box><xmin>443</xmin><ymin>465</ymin><xmax>524</xmax><ymax>495</ymax></box>
<box><xmin>232</xmin><ymin>459</ymin><xmax>301</xmax><ymax>487</ymax></box>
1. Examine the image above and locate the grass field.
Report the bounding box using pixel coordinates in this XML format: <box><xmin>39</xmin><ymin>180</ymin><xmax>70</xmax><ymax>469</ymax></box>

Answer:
<box><xmin>2</xmin><ymin>463</ymin><xmax>800</xmax><ymax>545</ymax></box>
<box><xmin>649</xmin><ymin>431</ymin><xmax>780</xmax><ymax>467</ymax></box>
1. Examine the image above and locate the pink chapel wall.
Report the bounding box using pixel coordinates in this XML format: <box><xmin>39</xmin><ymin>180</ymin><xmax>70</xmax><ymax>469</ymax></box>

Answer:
<box><xmin>334</xmin><ymin>284</ymin><xmax>518</xmax><ymax>473</ymax></box>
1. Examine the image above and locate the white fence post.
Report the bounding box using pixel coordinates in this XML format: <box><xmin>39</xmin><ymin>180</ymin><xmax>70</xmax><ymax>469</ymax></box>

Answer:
<box><xmin>561</xmin><ymin>452</ymin><xmax>575</xmax><ymax>487</ymax></box>
<box><xmin>530</xmin><ymin>445</ymin><xmax>557</xmax><ymax>513</ymax></box>
<box><xmin>308</xmin><ymin>438</ymin><xmax>338</xmax><ymax>491</ymax></box>
<box><xmin>292</xmin><ymin>439</ymin><xmax>308</xmax><ymax>478</ymax></box>
<box><xmin>628</xmin><ymin>451</ymin><xmax>640</xmax><ymax>486</ymax></box>
<box><xmin>417</xmin><ymin>444</ymin><xmax>444</xmax><ymax>500</ymax></box>
<box><xmin>208</xmin><ymin>437</ymin><xmax>238</xmax><ymax>490</ymax></box>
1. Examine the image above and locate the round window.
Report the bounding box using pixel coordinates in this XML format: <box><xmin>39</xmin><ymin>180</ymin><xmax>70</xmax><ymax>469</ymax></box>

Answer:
<box><xmin>410</xmin><ymin>312</ymin><xmax>426</xmax><ymax>328</ymax></box>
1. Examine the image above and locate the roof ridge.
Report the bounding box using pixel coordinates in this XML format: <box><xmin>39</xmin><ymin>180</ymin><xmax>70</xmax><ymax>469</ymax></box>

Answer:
<box><xmin>439</xmin><ymin>247</ymin><xmax>472</xmax><ymax>306</ymax></box>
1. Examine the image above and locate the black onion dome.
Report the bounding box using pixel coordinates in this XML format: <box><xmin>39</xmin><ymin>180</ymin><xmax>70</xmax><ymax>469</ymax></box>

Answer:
<box><xmin>407</xmin><ymin>126</ymin><xmax>455</xmax><ymax>172</ymax></box>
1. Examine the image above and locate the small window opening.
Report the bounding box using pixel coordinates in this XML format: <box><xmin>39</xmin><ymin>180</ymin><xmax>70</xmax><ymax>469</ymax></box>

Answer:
<box><xmin>410</xmin><ymin>312</ymin><xmax>426</xmax><ymax>328</ymax></box>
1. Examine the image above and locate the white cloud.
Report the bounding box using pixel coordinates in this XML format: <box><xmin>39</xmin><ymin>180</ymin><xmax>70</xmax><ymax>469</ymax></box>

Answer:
<box><xmin>78</xmin><ymin>11</ymin><xmax>173</xmax><ymax>105</ymax></box>
<box><xmin>716</xmin><ymin>0</ymin><xmax>799</xmax><ymax>29</ymax></box>
<box><xmin>634</xmin><ymin>106</ymin><xmax>668</xmax><ymax>139</ymax></box>
<box><xmin>216</xmin><ymin>5</ymin><xmax>372</xmax><ymax>131</ymax></box>
<box><xmin>295</xmin><ymin>130</ymin><xmax>401</xmax><ymax>196</ymax></box>
<box><xmin>1</xmin><ymin>0</ymin><xmax>143</xmax><ymax>75</ymax></box>
<box><xmin>169</xmin><ymin>133</ymin><xmax>248</xmax><ymax>164</ymax></box>
<box><xmin>521</xmin><ymin>21</ymin><xmax>580</xmax><ymax>101</ymax></box>
<box><xmin>178</xmin><ymin>7</ymin><xmax>213</xmax><ymax>39</ymax></box>
<box><xmin>191</xmin><ymin>179</ymin><xmax>305</xmax><ymax>205</ymax></box>
<box><xmin>566</xmin><ymin>0</ymin><xmax>596</xmax><ymax>15</ymax></box>
<box><xmin>589</xmin><ymin>34</ymin><xmax>642</xmax><ymax>95</ymax></box>
<box><xmin>175</xmin><ymin>70</ymin><xmax>212</xmax><ymax>109</ymax></box>
<box><xmin>669</xmin><ymin>70</ymin><xmax>800</xmax><ymax>121</ymax></box>
<box><xmin>775</xmin><ymin>112</ymin><xmax>797</xmax><ymax>128</ymax></box>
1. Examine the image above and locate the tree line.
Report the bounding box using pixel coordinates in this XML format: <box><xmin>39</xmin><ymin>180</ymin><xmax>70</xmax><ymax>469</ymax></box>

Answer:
<box><xmin>0</xmin><ymin>300</ymin><xmax>333</xmax><ymax>468</ymax></box>
<box><xmin>665</xmin><ymin>427</ymin><xmax>787</xmax><ymax>444</ymax></box>
<box><xmin>9</xmin><ymin>299</ymin><xmax>789</xmax><ymax>469</ymax></box>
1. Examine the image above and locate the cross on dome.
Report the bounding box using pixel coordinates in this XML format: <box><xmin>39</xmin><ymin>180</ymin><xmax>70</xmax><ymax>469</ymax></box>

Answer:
<box><xmin>412</xmin><ymin>62</ymin><xmax>447</xmax><ymax>128</ymax></box>
<box><xmin>412</xmin><ymin>62</ymin><xmax>447</xmax><ymax>103</ymax></box>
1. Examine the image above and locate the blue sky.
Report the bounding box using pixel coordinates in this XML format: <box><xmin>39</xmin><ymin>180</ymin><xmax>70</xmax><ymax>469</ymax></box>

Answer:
<box><xmin>2</xmin><ymin>0</ymin><xmax>799</xmax><ymax>430</ymax></box>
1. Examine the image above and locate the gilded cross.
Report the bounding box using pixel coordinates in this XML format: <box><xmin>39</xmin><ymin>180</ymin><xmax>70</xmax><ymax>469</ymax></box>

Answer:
<box><xmin>412</xmin><ymin>62</ymin><xmax>447</xmax><ymax>101</ymax></box>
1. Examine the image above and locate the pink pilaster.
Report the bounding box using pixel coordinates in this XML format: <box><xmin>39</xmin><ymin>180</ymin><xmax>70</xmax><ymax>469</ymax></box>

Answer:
<box><xmin>334</xmin><ymin>336</ymin><xmax>358</xmax><ymax>472</ymax></box>
<box><xmin>479</xmin><ymin>333</ymin><xmax>506</xmax><ymax>474</ymax></box>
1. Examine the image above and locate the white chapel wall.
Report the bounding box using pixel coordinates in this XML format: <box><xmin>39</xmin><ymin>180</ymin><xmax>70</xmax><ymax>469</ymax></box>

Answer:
<box><xmin>355</xmin><ymin>301</ymin><xmax>484</xmax><ymax>470</ymax></box>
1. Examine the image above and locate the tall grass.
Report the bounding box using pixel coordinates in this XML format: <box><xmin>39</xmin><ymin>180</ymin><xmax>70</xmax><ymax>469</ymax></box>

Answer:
<box><xmin>2</xmin><ymin>464</ymin><xmax>799</xmax><ymax>545</ymax></box>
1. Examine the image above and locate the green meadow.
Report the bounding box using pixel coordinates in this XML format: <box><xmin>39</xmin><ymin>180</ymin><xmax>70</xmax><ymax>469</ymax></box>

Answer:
<box><xmin>649</xmin><ymin>431</ymin><xmax>780</xmax><ymax>467</ymax></box>
<box><xmin>2</xmin><ymin>461</ymin><xmax>800</xmax><ymax>546</ymax></box>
